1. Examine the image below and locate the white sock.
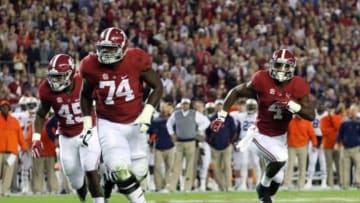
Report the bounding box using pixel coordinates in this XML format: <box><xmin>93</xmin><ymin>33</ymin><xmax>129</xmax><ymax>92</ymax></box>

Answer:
<box><xmin>93</xmin><ymin>197</ymin><xmax>105</xmax><ymax>203</ymax></box>
<box><xmin>261</xmin><ymin>175</ymin><xmax>271</xmax><ymax>187</ymax></box>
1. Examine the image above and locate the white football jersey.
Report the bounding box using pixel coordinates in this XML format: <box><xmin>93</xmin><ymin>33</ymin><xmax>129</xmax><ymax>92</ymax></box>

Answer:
<box><xmin>312</xmin><ymin>110</ymin><xmax>327</xmax><ymax>136</ymax></box>
<box><xmin>230</xmin><ymin>111</ymin><xmax>257</xmax><ymax>139</ymax></box>
<box><xmin>12</xmin><ymin>111</ymin><xmax>34</xmax><ymax>139</ymax></box>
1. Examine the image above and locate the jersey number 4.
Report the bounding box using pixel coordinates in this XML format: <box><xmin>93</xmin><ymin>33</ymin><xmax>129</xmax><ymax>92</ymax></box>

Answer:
<box><xmin>58</xmin><ymin>102</ymin><xmax>82</xmax><ymax>125</ymax></box>
<box><xmin>100</xmin><ymin>79</ymin><xmax>135</xmax><ymax>105</ymax></box>
<box><xmin>268</xmin><ymin>103</ymin><xmax>283</xmax><ymax>120</ymax></box>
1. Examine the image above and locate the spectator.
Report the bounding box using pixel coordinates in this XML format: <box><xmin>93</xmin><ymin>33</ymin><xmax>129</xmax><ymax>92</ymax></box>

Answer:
<box><xmin>283</xmin><ymin>115</ymin><xmax>317</xmax><ymax>190</ymax></box>
<box><xmin>0</xmin><ymin>99</ymin><xmax>28</xmax><ymax>196</ymax></box>
<box><xmin>335</xmin><ymin>104</ymin><xmax>360</xmax><ymax>189</ymax></box>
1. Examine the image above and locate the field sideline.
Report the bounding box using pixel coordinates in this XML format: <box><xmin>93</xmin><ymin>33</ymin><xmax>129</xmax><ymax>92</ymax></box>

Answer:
<box><xmin>1</xmin><ymin>190</ymin><xmax>359</xmax><ymax>203</ymax></box>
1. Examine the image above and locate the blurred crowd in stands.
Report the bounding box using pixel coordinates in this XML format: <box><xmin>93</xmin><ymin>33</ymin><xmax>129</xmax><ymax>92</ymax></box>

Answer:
<box><xmin>0</xmin><ymin>0</ymin><xmax>359</xmax><ymax>195</ymax></box>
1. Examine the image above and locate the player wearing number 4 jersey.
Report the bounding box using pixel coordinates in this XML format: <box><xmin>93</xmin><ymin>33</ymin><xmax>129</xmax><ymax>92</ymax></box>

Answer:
<box><xmin>210</xmin><ymin>49</ymin><xmax>315</xmax><ymax>203</ymax></box>
<box><xmin>80</xmin><ymin>27</ymin><xmax>163</xmax><ymax>203</ymax></box>
<box><xmin>33</xmin><ymin>54</ymin><xmax>104</xmax><ymax>203</ymax></box>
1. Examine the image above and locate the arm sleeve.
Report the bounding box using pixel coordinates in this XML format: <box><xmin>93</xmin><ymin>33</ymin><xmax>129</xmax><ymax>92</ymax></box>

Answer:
<box><xmin>166</xmin><ymin>113</ymin><xmax>176</xmax><ymax>135</ymax></box>
<box><xmin>195</xmin><ymin>111</ymin><xmax>211</xmax><ymax>134</ymax></box>
<box><xmin>137</xmin><ymin>49</ymin><xmax>152</xmax><ymax>72</ymax></box>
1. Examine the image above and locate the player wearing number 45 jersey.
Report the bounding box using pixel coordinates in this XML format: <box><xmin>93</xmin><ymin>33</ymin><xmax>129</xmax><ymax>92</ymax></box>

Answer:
<box><xmin>80</xmin><ymin>27</ymin><xmax>163</xmax><ymax>203</ymax></box>
<box><xmin>210</xmin><ymin>49</ymin><xmax>315</xmax><ymax>203</ymax></box>
<box><xmin>33</xmin><ymin>54</ymin><xmax>104</xmax><ymax>203</ymax></box>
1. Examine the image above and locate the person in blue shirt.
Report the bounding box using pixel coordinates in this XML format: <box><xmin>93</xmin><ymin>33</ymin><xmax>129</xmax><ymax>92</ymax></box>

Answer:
<box><xmin>148</xmin><ymin>102</ymin><xmax>175</xmax><ymax>192</ymax></box>
<box><xmin>206</xmin><ymin>100</ymin><xmax>238</xmax><ymax>191</ymax></box>
<box><xmin>335</xmin><ymin>104</ymin><xmax>360</xmax><ymax>189</ymax></box>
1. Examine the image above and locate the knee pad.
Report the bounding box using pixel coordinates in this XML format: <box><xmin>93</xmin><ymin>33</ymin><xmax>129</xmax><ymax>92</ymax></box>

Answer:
<box><xmin>107</xmin><ymin>160</ymin><xmax>132</xmax><ymax>182</ymax></box>
<box><xmin>131</xmin><ymin>158</ymin><xmax>148</xmax><ymax>182</ymax></box>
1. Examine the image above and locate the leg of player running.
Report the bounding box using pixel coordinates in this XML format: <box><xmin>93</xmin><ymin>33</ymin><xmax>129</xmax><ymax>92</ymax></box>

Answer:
<box><xmin>80</xmin><ymin>130</ymin><xmax>104</xmax><ymax>203</ymax></box>
<box><xmin>99</xmin><ymin>118</ymin><xmax>147</xmax><ymax>203</ymax></box>
<box><xmin>254</xmin><ymin>133</ymin><xmax>288</xmax><ymax>203</ymax></box>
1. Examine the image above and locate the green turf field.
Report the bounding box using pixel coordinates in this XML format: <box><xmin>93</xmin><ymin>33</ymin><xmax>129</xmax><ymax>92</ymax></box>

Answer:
<box><xmin>1</xmin><ymin>190</ymin><xmax>359</xmax><ymax>203</ymax></box>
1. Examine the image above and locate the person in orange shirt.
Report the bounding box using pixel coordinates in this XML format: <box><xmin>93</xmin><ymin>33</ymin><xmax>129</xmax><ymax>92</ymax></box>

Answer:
<box><xmin>320</xmin><ymin>103</ymin><xmax>344</xmax><ymax>188</ymax></box>
<box><xmin>283</xmin><ymin>115</ymin><xmax>317</xmax><ymax>189</ymax></box>
<box><xmin>31</xmin><ymin>115</ymin><xmax>59</xmax><ymax>194</ymax></box>
<box><xmin>0</xmin><ymin>99</ymin><xmax>28</xmax><ymax>196</ymax></box>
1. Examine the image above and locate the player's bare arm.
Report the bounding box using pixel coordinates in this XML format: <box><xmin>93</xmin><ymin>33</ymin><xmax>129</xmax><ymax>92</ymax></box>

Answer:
<box><xmin>223</xmin><ymin>82</ymin><xmax>256</xmax><ymax>111</ymax></box>
<box><xmin>80</xmin><ymin>78</ymin><xmax>94</xmax><ymax>117</ymax></box>
<box><xmin>34</xmin><ymin>101</ymin><xmax>51</xmax><ymax>134</ymax></box>
<box><xmin>32</xmin><ymin>100</ymin><xmax>51</xmax><ymax>157</ymax></box>
<box><xmin>140</xmin><ymin>68</ymin><xmax>163</xmax><ymax>107</ymax></box>
<box><xmin>296</xmin><ymin>94</ymin><xmax>315</xmax><ymax>121</ymax></box>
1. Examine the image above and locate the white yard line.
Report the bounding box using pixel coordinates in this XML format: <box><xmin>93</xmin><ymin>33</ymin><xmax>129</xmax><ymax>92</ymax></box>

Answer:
<box><xmin>148</xmin><ymin>197</ymin><xmax>360</xmax><ymax>203</ymax></box>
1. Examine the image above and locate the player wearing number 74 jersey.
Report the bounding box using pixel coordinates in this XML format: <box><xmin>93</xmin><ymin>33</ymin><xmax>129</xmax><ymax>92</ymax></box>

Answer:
<box><xmin>210</xmin><ymin>49</ymin><xmax>315</xmax><ymax>203</ymax></box>
<box><xmin>33</xmin><ymin>54</ymin><xmax>104</xmax><ymax>203</ymax></box>
<box><xmin>80</xmin><ymin>27</ymin><xmax>163</xmax><ymax>203</ymax></box>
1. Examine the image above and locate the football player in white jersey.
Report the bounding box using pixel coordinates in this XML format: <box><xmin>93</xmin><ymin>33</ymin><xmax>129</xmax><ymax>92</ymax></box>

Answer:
<box><xmin>12</xmin><ymin>96</ymin><xmax>36</xmax><ymax>194</ymax></box>
<box><xmin>305</xmin><ymin>102</ymin><xmax>328</xmax><ymax>188</ymax></box>
<box><xmin>230</xmin><ymin>99</ymin><xmax>261</xmax><ymax>190</ymax></box>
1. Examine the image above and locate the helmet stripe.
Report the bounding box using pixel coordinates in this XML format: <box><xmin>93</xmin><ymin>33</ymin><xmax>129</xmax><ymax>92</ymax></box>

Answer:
<box><xmin>105</xmin><ymin>27</ymin><xmax>114</xmax><ymax>41</ymax></box>
<box><xmin>50</xmin><ymin>54</ymin><xmax>62</xmax><ymax>69</ymax></box>
<box><xmin>280</xmin><ymin>49</ymin><xmax>286</xmax><ymax>60</ymax></box>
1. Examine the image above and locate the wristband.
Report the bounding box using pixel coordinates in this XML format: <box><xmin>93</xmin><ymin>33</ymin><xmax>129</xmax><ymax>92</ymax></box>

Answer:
<box><xmin>32</xmin><ymin>132</ymin><xmax>41</xmax><ymax>141</ymax></box>
<box><xmin>142</xmin><ymin>104</ymin><xmax>155</xmax><ymax>118</ymax></box>
<box><xmin>287</xmin><ymin>100</ymin><xmax>302</xmax><ymax>113</ymax></box>
<box><xmin>82</xmin><ymin>116</ymin><xmax>92</xmax><ymax>129</ymax></box>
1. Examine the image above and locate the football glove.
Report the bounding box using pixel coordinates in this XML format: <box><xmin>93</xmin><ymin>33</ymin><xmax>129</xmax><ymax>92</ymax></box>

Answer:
<box><xmin>31</xmin><ymin>133</ymin><xmax>44</xmax><ymax>158</ymax></box>
<box><xmin>210</xmin><ymin>110</ymin><xmax>227</xmax><ymax>132</ymax></box>
<box><xmin>80</xmin><ymin>116</ymin><xmax>93</xmax><ymax>147</ymax></box>
<box><xmin>276</xmin><ymin>98</ymin><xmax>301</xmax><ymax>113</ymax></box>
<box><xmin>134</xmin><ymin>104</ymin><xmax>155</xmax><ymax>133</ymax></box>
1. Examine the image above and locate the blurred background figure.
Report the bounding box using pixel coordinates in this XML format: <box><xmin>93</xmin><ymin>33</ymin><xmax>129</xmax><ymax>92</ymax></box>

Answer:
<box><xmin>149</xmin><ymin>101</ymin><xmax>175</xmax><ymax>192</ymax></box>
<box><xmin>166</xmin><ymin>98</ymin><xmax>210</xmax><ymax>192</ymax></box>
<box><xmin>320</xmin><ymin>103</ymin><xmax>344</xmax><ymax>188</ymax></box>
<box><xmin>305</xmin><ymin>102</ymin><xmax>328</xmax><ymax>189</ymax></box>
<box><xmin>11</xmin><ymin>96</ymin><xmax>33</xmax><ymax>194</ymax></box>
<box><xmin>283</xmin><ymin>115</ymin><xmax>317</xmax><ymax>190</ymax></box>
<box><xmin>31</xmin><ymin>112</ymin><xmax>59</xmax><ymax>194</ymax></box>
<box><xmin>335</xmin><ymin>104</ymin><xmax>360</xmax><ymax>189</ymax></box>
<box><xmin>230</xmin><ymin>99</ymin><xmax>261</xmax><ymax>191</ymax></box>
<box><xmin>0</xmin><ymin>99</ymin><xmax>28</xmax><ymax>196</ymax></box>
<box><xmin>192</xmin><ymin>100</ymin><xmax>211</xmax><ymax>192</ymax></box>
<box><xmin>206</xmin><ymin>99</ymin><xmax>238</xmax><ymax>191</ymax></box>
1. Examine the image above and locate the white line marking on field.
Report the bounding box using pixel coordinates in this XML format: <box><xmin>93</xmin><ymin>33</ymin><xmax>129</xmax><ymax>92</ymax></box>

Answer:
<box><xmin>148</xmin><ymin>197</ymin><xmax>360</xmax><ymax>203</ymax></box>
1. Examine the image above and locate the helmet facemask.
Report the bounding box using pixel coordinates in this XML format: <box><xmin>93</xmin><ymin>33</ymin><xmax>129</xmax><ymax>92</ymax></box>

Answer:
<box><xmin>96</xmin><ymin>43</ymin><xmax>126</xmax><ymax>64</ymax></box>
<box><xmin>270</xmin><ymin>59</ymin><xmax>295</xmax><ymax>82</ymax></box>
<box><xmin>47</xmin><ymin>70</ymin><xmax>72</xmax><ymax>92</ymax></box>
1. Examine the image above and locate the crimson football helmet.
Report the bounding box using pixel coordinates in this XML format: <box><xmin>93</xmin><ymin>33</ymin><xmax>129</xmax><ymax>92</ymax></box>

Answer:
<box><xmin>245</xmin><ymin>99</ymin><xmax>258</xmax><ymax>115</ymax></box>
<box><xmin>269</xmin><ymin>49</ymin><xmax>296</xmax><ymax>82</ymax></box>
<box><xmin>47</xmin><ymin>54</ymin><xmax>75</xmax><ymax>92</ymax></box>
<box><xmin>96</xmin><ymin>27</ymin><xmax>128</xmax><ymax>64</ymax></box>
